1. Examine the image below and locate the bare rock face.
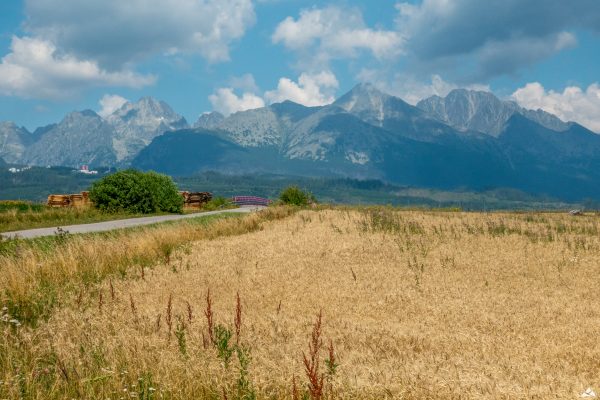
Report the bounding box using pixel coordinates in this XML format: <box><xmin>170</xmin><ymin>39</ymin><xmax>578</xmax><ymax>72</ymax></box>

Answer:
<box><xmin>106</xmin><ymin>97</ymin><xmax>188</xmax><ymax>162</ymax></box>
<box><xmin>9</xmin><ymin>97</ymin><xmax>188</xmax><ymax>168</ymax></box>
<box><xmin>193</xmin><ymin>111</ymin><xmax>225</xmax><ymax>130</ymax></box>
<box><xmin>0</xmin><ymin>122</ymin><xmax>31</xmax><ymax>164</ymax></box>
<box><xmin>215</xmin><ymin>107</ymin><xmax>285</xmax><ymax>147</ymax></box>
<box><xmin>417</xmin><ymin>89</ymin><xmax>570</xmax><ymax>136</ymax></box>
<box><xmin>334</xmin><ymin>83</ymin><xmax>420</xmax><ymax>127</ymax></box>
<box><xmin>22</xmin><ymin>110</ymin><xmax>117</xmax><ymax>168</ymax></box>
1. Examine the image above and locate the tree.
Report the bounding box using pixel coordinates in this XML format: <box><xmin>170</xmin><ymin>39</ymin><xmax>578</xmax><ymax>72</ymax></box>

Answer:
<box><xmin>89</xmin><ymin>169</ymin><xmax>183</xmax><ymax>214</ymax></box>
<box><xmin>279</xmin><ymin>185</ymin><xmax>315</xmax><ymax>206</ymax></box>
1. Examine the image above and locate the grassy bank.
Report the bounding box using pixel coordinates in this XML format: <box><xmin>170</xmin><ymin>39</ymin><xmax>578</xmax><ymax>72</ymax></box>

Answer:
<box><xmin>0</xmin><ymin>204</ymin><xmax>144</xmax><ymax>233</ymax></box>
<box><xmin>0</xmin><ymin>200</ymin><xmax>230</xmax><ymax>233</ymax></box>
<box><xmin>3</xmin><ymin>207</ymin><xmax>600</xmax><ymax>398</ymax></box>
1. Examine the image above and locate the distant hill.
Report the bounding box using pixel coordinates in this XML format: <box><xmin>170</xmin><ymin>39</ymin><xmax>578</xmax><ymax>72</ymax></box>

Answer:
<box><xmin>0</xmin><ymin>166</ymin><xmax>583</xmax><ymax>210</ymax></box>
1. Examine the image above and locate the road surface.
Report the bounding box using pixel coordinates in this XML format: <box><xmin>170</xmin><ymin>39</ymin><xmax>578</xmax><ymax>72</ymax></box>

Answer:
<box><xmin>1</xmin><ymin>206</ymin><xmax>263</xmax><ymax>240</ymax></box>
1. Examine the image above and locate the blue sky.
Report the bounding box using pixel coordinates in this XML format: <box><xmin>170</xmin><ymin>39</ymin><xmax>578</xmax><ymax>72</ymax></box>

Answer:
<box><xmin>1</xmin><ymin>0</ymin><xmax>600</xmax><ymax>132</ymax></box>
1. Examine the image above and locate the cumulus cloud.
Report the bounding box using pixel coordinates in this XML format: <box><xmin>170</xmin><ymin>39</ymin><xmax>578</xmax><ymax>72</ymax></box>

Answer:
<box><xmin>229</xmin><ymin>73</ymin><xmax>260</xmax><ymax>94</ymax></box>
<box><xmin>210</xmin><ymin>71</ymin><xmax>339</xmax><ymax>115</ymax></box>
<box><xmin>273</xmin><ymin>6</ymin><xmax>402</xmax><ymax>65</ymax></box>
<box><xmin>512</xmin><ymin>82</ymin><xmax>600</xmax><ymax>133</ymax></box>
<box><xmin>0</xmin><ymin>36</ymin><xmax>155</xmax><ymax>99</ymax></box>
<box><xmin>209</xmin><ymin>88</ymin><xmax>265</xmax><ymax>116</ymax></box>
<box><xmin>24</xmin><ymin>0</ymin><xmax>256</xmax><ymax>66</ymax></box>
<box><xmin>395</xmin><ymin>0</ymin><xmax>600</xmax><ymax>79</ymax></box>
<box><xmin>98</xmin><ymin>94</ymin><xmax>129</xmax><ymax>117</ymax></box>
<box><xmin>265</xmin><ymin>71</ymin><xmax>339</xmax><ymax>106</ymax></box>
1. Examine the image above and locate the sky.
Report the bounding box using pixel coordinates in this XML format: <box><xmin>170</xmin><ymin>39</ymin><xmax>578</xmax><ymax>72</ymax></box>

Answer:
<box><xmin>0</xmin><ymin>0</ymin><xmax>599</xmax><ymax>132</ymax></box>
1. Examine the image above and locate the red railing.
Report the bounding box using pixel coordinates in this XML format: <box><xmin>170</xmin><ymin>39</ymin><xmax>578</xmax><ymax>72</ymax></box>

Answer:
<box><xmin>231</xmin><ymin>196</ymin><xmax>272</xmax><ymax>206</ymax></box>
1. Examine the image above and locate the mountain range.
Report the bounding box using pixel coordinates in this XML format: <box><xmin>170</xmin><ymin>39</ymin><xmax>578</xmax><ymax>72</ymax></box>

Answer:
<box><xmin>0</xmin><ymin>97</ymin><xmax>187</xmax><ymax>168</ymax></box>
<box><xmin>2</xmin><ymin>84</ymin><xmax>600</xmax><ymax>201</ymax></box>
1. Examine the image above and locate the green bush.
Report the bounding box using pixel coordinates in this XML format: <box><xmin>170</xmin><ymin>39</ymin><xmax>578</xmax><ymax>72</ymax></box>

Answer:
<box><xmin>89</xmin><ymin>170</ymin><xmax>183</xmax><ymax>214</ymax></box>
<box><xmin>279</xmin><ymin>185</ymin><xmax>315</xmax><ymax>206</ymax></box>
<box><xmin>203</xmin><ymin>196</ymin><xmax>233</xmax><ymax>211</ymax></box>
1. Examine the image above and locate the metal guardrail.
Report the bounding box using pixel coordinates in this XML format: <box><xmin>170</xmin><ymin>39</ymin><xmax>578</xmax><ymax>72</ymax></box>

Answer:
<box><xmin>231</xmin><ymin>196</ymin><xmax>272</xmax><ymax>206</ymax></box>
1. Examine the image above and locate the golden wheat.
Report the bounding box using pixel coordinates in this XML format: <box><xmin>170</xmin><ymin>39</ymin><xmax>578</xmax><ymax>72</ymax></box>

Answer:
<box><xmin>2</xmin><ymin>208</ymin><xmax>600</xmax><ymax>399</ymax></box>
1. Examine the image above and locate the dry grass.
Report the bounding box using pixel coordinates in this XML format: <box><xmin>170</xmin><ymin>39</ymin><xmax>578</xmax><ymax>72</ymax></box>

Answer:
<box><xmin>0</xmin><ymin>207</ymin><xmax>295</xmax><ymax>326</ymax></box>
<box><xmin>2</xmin><ymin>208</ymin><xmax>600</xmax><ymax>399</ymax></box>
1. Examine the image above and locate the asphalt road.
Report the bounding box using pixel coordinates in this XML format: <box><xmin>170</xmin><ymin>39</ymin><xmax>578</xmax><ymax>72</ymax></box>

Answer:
<box><xmin>1</xmin><ymin>206</ymin><xmax>263</xmax><ymax>240</ymax></box>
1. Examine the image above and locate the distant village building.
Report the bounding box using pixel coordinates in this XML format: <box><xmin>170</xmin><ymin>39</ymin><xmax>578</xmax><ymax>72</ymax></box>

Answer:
<box><xmin>78</xmin><ymin>165</ymin><xmax>98</xmax><ymax>175</ymax></box>
<box><xmin>8</xmin><ymin>166</ymin><xmax>31</xmax><ymax>174</ymax></box>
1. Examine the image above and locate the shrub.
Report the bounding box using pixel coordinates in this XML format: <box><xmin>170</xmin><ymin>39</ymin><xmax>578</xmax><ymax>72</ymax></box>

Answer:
<box><xmin>279</xmin><ymin>186</ymin><xmax>315</xmax><ymax>206</ymax></box>
<box><xmin>203</xmin><ymin>196</ymin><xmax>233</xmax><ymax>211</ymax></box>
<box><xmin>89</xmin><ymin>170</ymin><xmax>183</xmax><ymax>214</ymax></box>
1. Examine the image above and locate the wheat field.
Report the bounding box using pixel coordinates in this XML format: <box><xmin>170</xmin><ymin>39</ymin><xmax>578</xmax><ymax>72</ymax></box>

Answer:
<box><xmin>2</xmin><ymin>208</ymin><xmax>600</xmax><ymax>399</ymax></box>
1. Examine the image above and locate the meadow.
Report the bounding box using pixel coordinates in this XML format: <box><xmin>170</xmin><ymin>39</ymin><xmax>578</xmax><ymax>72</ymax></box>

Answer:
<box><xmin>1</xmin><ymin>207</ymin><xmax>600</xmax><ymax>399</ymax></box>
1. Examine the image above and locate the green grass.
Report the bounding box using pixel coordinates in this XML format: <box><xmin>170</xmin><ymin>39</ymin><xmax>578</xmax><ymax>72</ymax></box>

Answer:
<box><xmin>0</xmin><ymin>201</ymin><xmax>220</xmax><ymax>233</ymax></box>
<box><xmin>0</xmin><ymin>212</ymin><xmax>242</xmax><ymax>257</ymax></box>
<box><xmin>0</xmin><ymin>205</ymin><xmax>150</xmax><ymax>233</ymax></box>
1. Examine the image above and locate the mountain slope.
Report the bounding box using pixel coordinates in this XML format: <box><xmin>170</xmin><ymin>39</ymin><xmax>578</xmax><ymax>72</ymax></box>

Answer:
<box><xmin>193</xmin><ymin>112</ymin><xmax>225</xmax><ymax>130</ymax></box>
<box><xmin>334</xmin><ymin>83</ymin><xmax>422</xmax><ymax>128</ymax></box>
<box><xmin>0</xmin><ymin>122</ymin><xmax>33</xmax><ymax>164</ymax></box>
<box><xmin>106</xmin><ymin>97</ymin><xmax>188</xmax><ymax>162</ymax></box>
<box><xmin>5</xmin><ymin>83</ymin><xmax>600</xmax><ymax>202</ymax></box>
<box><xmin>496</xmin><ymin>114</ymin><xmax>600</xmax><ymax>200</ymax></box>
<box><xmin>22</xmin><ymin>111</ymin><xmax>117</xmax><ymax>168</ymax></box>
<box><xmin>133</xmin><ymin>84</ymin><xmax>600</xmax><ymax>201</ymax></box>
<box><xmin>417</xmin><ymin>89</ymin><xmax>570</xmax><ymax>136</ymax></box>
<box><xmin>334</xmin><ymin>84</ymin><xmax>475</xmax><ymax>144</ymax></box>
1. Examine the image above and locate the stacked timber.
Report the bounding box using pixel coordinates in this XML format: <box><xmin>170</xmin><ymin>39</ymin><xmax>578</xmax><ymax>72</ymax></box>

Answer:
<box><xmin>47</xmin><ymin>192</ymin><xmax>92</xmax><ymax>208</ymax></box>
<box><xmin>180</xmin><ymin>191</ymin><xmax>212</xmax><ymax>208</ymax></box>
<box><xmin>47</xmin><ymin>195</ymin><xmax>71</xmax><ymax>207</ymax></box>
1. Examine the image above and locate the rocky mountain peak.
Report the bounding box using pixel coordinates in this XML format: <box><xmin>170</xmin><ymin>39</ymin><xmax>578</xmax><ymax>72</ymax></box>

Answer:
<box><xmin>106</xmin><ymin>96</ymin><xmax>188</xmax><ymax>162</ymax></box>
<box><xmin>0</xmin><ymin>121</ymin><xmax>31</xmax><ymax>164</ymax></box>
<box><xmin>110</xmin><ymin>97</ymin><xmax>184</xmax><ymax>124</ymax></box>
<box><xmin>0</xmin><ymin>121</ymin><xmax>19</xmax><ymax>130</ymax></box>
<box><xmin>335</xmin><ymin>83</ymin><xmax>390</xmax><ymax>112</ymax></box>
<box><xmin>334</xmin><ymin>83</ymin><xmax>417</xmax><ymax>126</ymax></box>
<box><xmin>194</xmin><ymin>111</ymin><xmax>225</xmax><ymax>130</ymax></box>
<box><xmin>22</xmin><ymin>109</ymin><xmax>116</xmax><ymax>168</ymax></box>
<box><xmin>417</xmin><ymin>89</ymin><xmax>569</xmax><ymax>136</ymax></box>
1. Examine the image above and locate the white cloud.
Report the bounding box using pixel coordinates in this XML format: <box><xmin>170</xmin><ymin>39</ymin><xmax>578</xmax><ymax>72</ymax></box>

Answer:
<box><xmin>98</xmin><ymin>94</ymin><xmax>129</xmax><ymax>117</ymax></box>
<box><xmin>264</xmin><ymin>71</ymin><xmax>339</xmax><ymax>106</ymax></box>
<box><xmin>229</xmin><ymin>73</ymin><xmax>260</xmax><ymax>94</ymax></box>
<box><xmin>209</xmin><ymin>88</ymin><xmax>265</xmax><ymax>116</ymax></box>
<box><xmin>512</xmin><ymin>82</ymin><xmax>600</xmax><ymax>133</ymax></box>
<box><xmin>272</xmin><ymin>7</ymin><xmax>403</xmax><ymax>65</ymax></box>
<box><xmin>0</xmin><ymin>36</ymin><xmax>155</xmax><ymax>99</ymax></box>
<box><xmin>24</xmin><ymin>0</ymin><xmax>256</xmax><ymax>66</ymax></box>
<box><xmin>210</xmin><ymin>71</ymin><xmax>339</xmax><ymax>115</ymax></box>
<box><xmin>394</xmin><ymin>0</ymin><xmax>598</xmax><ymax>79</ymax></box>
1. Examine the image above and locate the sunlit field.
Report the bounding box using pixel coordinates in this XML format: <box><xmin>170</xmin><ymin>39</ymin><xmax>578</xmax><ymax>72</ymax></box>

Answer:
<box><xmin>2</xmin><ymin>207</ymin><xmax>600</xmax><ymax>399</ymax></box>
